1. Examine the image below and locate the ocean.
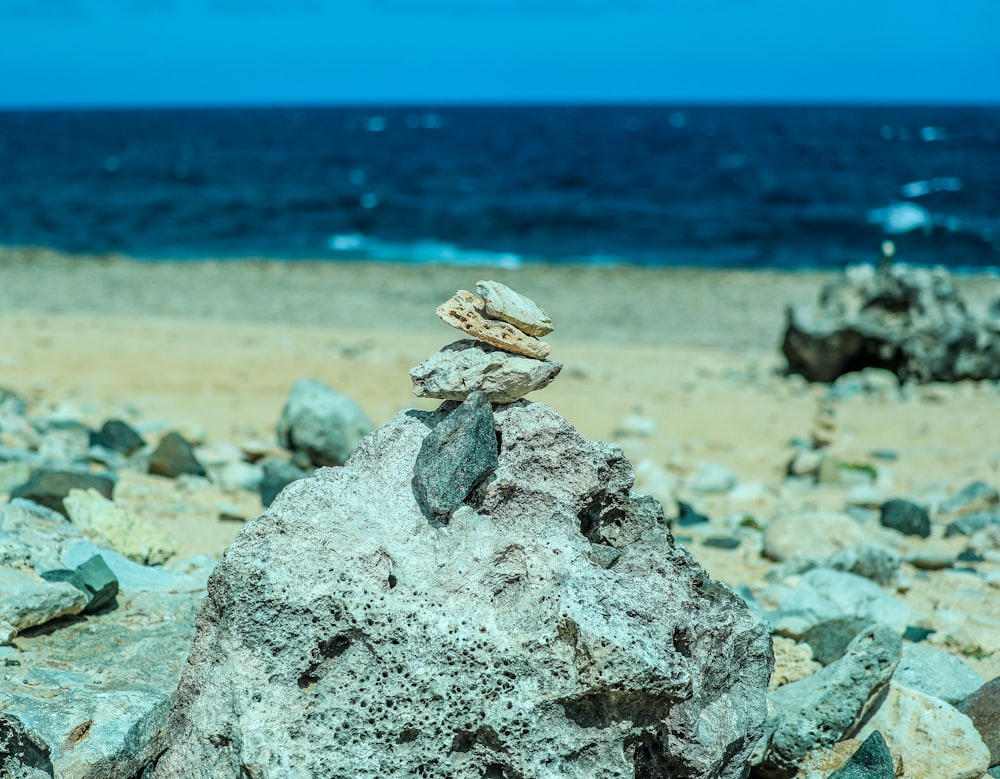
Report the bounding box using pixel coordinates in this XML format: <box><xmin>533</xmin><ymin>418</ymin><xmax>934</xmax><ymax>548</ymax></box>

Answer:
<box><xmin>0</xmin><ymin>104</ymin><xmax>998</xmax><ymax>270</ymax></box>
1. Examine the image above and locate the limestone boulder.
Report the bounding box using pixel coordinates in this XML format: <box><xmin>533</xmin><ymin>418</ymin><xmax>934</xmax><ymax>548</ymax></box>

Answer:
<box><xmin>152</xmin><ymin>401</ymin><xmax>772</xmax><ymax>779</ymax></box>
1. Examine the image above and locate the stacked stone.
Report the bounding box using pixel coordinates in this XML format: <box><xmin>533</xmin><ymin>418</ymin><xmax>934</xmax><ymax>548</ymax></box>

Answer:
<box><xmin>410</xmin><ymin>279</ymin><xmax>562</xmax><ymax>404</ymax></box>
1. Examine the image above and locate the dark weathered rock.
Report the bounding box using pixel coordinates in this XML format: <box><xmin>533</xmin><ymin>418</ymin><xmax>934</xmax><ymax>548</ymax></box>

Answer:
<box><xmin>276</xmin><ymin>378</ymin><xmax>373</xmax><ymax>467</ymax></box>
<box><xmin>782</xmin><ymin>263</ymin><xmax>1000</xmax><ymax>383</ymax></box>
<box><xmin>148</xmin><ymin>431</ymin><xmax>206</xmax><ymax>478</ymax></box>
<box><xmin>755</xmin><ymin>623</ymin><xmax>901</xmax><ymax>775</ymax></box>
<box><xmin>75</xmin><ymin>554</ymin><xmax>119</xmax><ymax>612</ymax></box>
<box><xmin>941</xmin><ymin>480</ymin><xmax>1000</xmax><ymax>517</ymax></box>
<box><xmin>151</xmin><ymin>401</ymin><xmax>772</xmax><ymax>779</ymax></box>
<box><xmin>879</xmin><ymin>498</ymin><xmax>931</xmax><ymax>538</ymax></box>
<box><xmin>0</xmin><ymin>714</ymin><xmax>54</xmax><ymax>779</ymax></box>
<box><xmin>945</xmin><ymin>512</ymin><xmax>1000</xmax><ymax>537</ymax></box>
<box><xmin>956</xmin><ymin>676</ymin><xmax>1000</xmax><ymax>768</ymax></box>
<box><xmin>826</xmin><ymin>730</ymin><xmax>894</xmax><ymax>779</ymax></box>
<box><xmin>802</xmin><ymin>618</ymin><xmax>872</xmax><ymax>666</ymax></box>
<box><xmin>412</xmin><ymin>391</ymin><xmax>498</xmax><ymax>517</ymax></box>
<box><xmin>10</xmin><ymin>470</ymin><xmax>114</xmax><ymax>517</ymax></box>
<box><xmin>91</xmin><ymin>418</ymin><xmax>146</xmax><ymax>456</ymax></box>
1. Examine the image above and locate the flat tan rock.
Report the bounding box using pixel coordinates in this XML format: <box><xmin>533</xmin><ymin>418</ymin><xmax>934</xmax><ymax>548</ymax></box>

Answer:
<box><xmin>436</xmin><ymin>290</ymin><xmax>551</xmax><ymax>359</ymax></box>
<box><xmin>475</xmin><ymin>279</ymin><xmax>554</xmax><ymax>336</ymax></box>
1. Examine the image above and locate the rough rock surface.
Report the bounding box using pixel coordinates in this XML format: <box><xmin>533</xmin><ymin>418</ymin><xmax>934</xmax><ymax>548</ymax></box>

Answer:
<box><xmin>411</xmin><ymin>339</ymin><xmax>562</xmax><ymax>403</ymax></box>
<box><xmin>151</xmin><ymin>401</ymin><xmax>772</xmax><ymax>779</ymax></box>
<box><xmin>893</xmin><ymin>642</ymin><xmax>984</xmax><ymax>705</ymax></box>
<box><xmin>437</xmin><ymin>289</ymin><xmax>551</xmax><ymax>359</ymax></box>
<box><xmin>754</xmin><ymin>623</ymin><xmax>901</xmax><ymax>776</ymax></box>
<box><xmin>826</xmin><ymin>731</ymin><xmax>895</xmax><ymax>779</ymax></box>
<box><xmin>956</xmin><ymin>675</ymin><xmax>1000</xmax><ymax>768</ymax></box>
<box><xmin>64</xmin><ymin>487</ymin><xmax>178</xmax><ymax>565</ymax></box>
<box><xmin>782</xmin><ymin>262</ymin><xmax>1000</xmax><ymax>382</ymax></box>
<box><xmin>475</xmin><ymin>279</ymin><xmax>554</xmax><ymax>337</ymax></box>
<box><xmin>856</xmin><ymin>683</ymin><xmax>990</xmax><ymax>779</ymax></box>
<box><xmin>412</xmin><ymin>391</ymin><xmax>498</xmax><ymax>517</ymax></box>
<box><xmin>276</xmin><ymin>377</ymin><xmax>374</xmax><ymax>467</ymax></box>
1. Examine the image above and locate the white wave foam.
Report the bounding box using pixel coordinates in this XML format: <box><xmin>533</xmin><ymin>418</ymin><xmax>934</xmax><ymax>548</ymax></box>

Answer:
<box><xmin>326</xmin><ymin>233</ymin><xmax>523</xmax><ymax>268</ymax></box>
<box><xmin>900</xmin><ymin>177</ymin><xmax>962</xmax><ymax>198</ymax></box>
<box><xmin>866</xmin><ymin>202</ymin><xmax>932</xmax><ymax>234</ymax></box>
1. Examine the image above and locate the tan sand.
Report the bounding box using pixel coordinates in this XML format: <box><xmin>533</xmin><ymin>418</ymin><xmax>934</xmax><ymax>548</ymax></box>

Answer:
<box><xmin>2</xmin><ymin>247</ymin><xmax>1000</xmax><ymax>678</ymax></box>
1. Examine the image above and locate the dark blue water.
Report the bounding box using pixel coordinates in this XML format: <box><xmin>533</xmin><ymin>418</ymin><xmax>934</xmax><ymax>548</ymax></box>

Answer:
<box><xmin>1</xmin><ymin>105</ymin><xmax>998</xmax><ymax>269</ymax></box>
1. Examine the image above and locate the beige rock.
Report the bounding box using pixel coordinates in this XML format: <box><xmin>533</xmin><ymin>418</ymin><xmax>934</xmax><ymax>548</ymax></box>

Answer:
<box><xmin>475</xmin><ymin>279</ymin><xmax>554</xmax><ymax>336</ymax></box>
<box><xmin>64</xmin><ymin>488</ymin><xmax>178</xmax><ymax>565</ymax></box>
<box><xmin>436</xmin><ymin>290</ymin><xmax>550</xmax><ymax>359</ymax></box>
<box><xmin>762</xmin><ymin>511</ymin><xmax>871</xmax><ymax>562</ymax></box>
<box><xmin>769</xmin><ymin>636</ymin><xmax>821</xmax><ymax>690</ymax></box>
<box><xmin>855</xmin><ymin>683</ymin><xmax>990</xmax><ymax>779</ymax></box>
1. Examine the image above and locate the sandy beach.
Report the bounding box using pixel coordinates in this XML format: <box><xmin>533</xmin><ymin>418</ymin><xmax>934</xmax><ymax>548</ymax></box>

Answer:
<box><xmin>3</xmin><ymin>247</ymin><xmax>1000</xmax><ymax>688</ymax></box>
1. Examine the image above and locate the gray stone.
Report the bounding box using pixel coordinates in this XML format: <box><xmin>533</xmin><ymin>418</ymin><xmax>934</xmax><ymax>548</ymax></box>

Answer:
<box><xmin>894</xmin><ymin>642</ymin><xmax>985</xmax><ymax>704</ymax></box>
<box><xmin>258</xmin><ymin>456</ymin><xmax>311</xmax><ymax>507</ymax></box>
<box><xmin>91</xmin><ymin>418</ymin><xmax>145</xmax><ymax>456</ymax></box>
<box><xmin>0</xmin><ymin>567</ymin><xmax>88</xmax><ymax>643</ymax></box>
<box><xmin>946</xmin><ymin>511</ymin><xmax>1000</xmax><ymax>537</ymax></box>
<box><xmin>688</xmin><ymin>463</ymin><xmax>737</xmax><ymax>494</ymax></box>
<box><xmin>879</xmin><ymin>498</ymin><xmax>931</xmax><ymax>538</ymax></box>
<box><xmin>827</xmin><ymin>730</ymin><xmax>895</xmax><ymax>779</ymax></box>
<box><xmin>10</xmin><ymin>470</ymin><xmax>115</xmax><ymax>518</ymax></box>
<box><xmin>857</xmin><ymin>683</ymin><xmax>990</xmax><ymax>779</ymax></box>
<box><xmin>412</xmin><ymin>391</ymin><xmax>498</xmax><ymax>517</ymax></box>
<box><xmin>74</xmin><ymin>554</ymin><xmax>118</xmax><ymax>612</ymax></box>
<box><xmin>763</xmin><ymin>512</ymin><xmax>871</xmax><ymax>563</ymax></box>
<box><xmin>941</xmin><ymin>480</ymin><xmax>1000</xmax><ymax>517</ymax></box>
<box><xmin>475</xmin><ymin>279</ymin><xmax>554</xmax><ymax>337</ymax></box>
<box><xmin>782</xmin><ymin>262</ymin><xmax>1000</xmax><ymax>383</ymax></box>
<box><xmin>410</xmin><ymin>339</ymin><xmax>562</xmax><ymax>403</ymax></box>
<box><xmin>276</xmin><ymin>378</ymin><xmax>374</xmax><ymax>467</ymax></box>
<box><xmin>151</xmin><ymin>401</ymin><xmax>772</xmax><ymax>779</ymax></box>
<box><xmin>956</xmin><ymin>675</ymin><xmax>1000</xmax><ymax>768</ymax></box>
<box><xmin>148</xmin><ymin>431</ymin><xmax>206</xmax><ymax>478</ymax></box>
<box><xmin>759</xmin><ymin>568</ymin><xmax>911</xmax><ymax>637</ymax></box>
<box><xmin>802</xmin><ymin>618</ymin><xmax>872</xmax><ymax>666</ymax></box>
<box><xmin>755</xmin><ymin>624</ymin><xmax>901</xmax><ymax>774</ymax></box>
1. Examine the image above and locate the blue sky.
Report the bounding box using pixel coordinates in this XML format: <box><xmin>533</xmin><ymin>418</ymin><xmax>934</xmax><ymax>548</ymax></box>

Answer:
<box><xmin>1</xmin><ymin>0</ymin><xmax>997</xmax><ymax>107</ymax></box>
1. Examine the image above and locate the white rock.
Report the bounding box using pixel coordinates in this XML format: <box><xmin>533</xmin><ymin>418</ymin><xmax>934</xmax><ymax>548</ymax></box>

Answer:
<box><xmin>475</xmin><ymin>279</ymin><xmax>554</xmax><ymax>336</ymax></box>
<box><xmin>410</xmin><ymin>340</ymin><xmax>561</xmax><ymax>403</ymax></box>
<box><xmin>64</xmin><ymin>488</ymin><xmax>178</xmax><ymax>566</ymax></box>
<box><xmin>762</xmin><ymin>512</ymin><xmax>872</xmax><ymax>562</ymax></box>
<box><xmin>855</xmin><ymin>683</ymin><xmax>990</xmax><ymax>779</ymax></box>
<box><xmin>436</xmin><ymin>290</ymin><xmax>551</xmax><ymax>359</ymax></box>
<box><xmin>688</xmin><ymin>463</ymin><xmax>737</xmax><ymax>494</ymax></box>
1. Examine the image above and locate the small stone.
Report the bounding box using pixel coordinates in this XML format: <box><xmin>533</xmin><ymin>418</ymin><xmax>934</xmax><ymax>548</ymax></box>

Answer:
<box><xmin>276</xmin><ymin>378</ymin><xmax>374</xmax><ymax>467</ymax></box>
<box><xmin>74</xmin><ymin>554</ymin><xmax>119</xmax><ymax>612</ymax></box>
<box><xmin>410</xmin><ymin>340</ymin><xmax>562</xmax><ymax>403</ymax></box>
<box><xmin>956</xmin><ymin>676</ymin><xmax>1000</xmax><ymax>768</ymax></box>
<box><xmin>902</xmin><ymin>626</ymin><xmax>935</xmax><ymax>643</ymax></box>
<box><xmin>688</xmin><ymin>463</ymin><xmax>737</xmax><ymax>494</ymax></box>
<box><xmin>0</xmin><ymin>568</ymin><xmax>88</xmax><ymax>642</ymax></box>
<box><xmin>10</xmin><ymin>470</ymin><xmax>115</xmax><ymax>517</ymax></box>
<box><xmin>880</xmin><ymin>498</ymin><xmax>931</xmax><ymax>538</ymax></box>
<box><xmin>762</xmin><ymin>512</ymin><xmax>870</xmax><ymax>563</ymax></box>
<box><xmin>802</xmin><ymin>618</ymin><xmax>872</xmax><ymax>666</ymax></box>
<box><xmin>612</xmin><ymin>410</ymin><xmax>658</xmax><ymax>439</ymax></box>
<box><xmin>826</xmin><ymin>730</ymin><xmax>895</xmax><ymax>779</ymax></box>
<box><xmin>703</xmin><ymin>535</ymin><xmax>741</xmax><ymax>550</ymax></box>
<box><xmin>941</xmin><ymin>480</ymin><xmax>1000</xmax><ymax>517</ymax></box>
<box><xmin>769</xmin><ymin>636</ymin><xmax>822</xmax><ymax>690</ymax></box>
<box><xmin>412</xmin><ymin>392</ymin><xmax>498</xmax><ymax>517</ymax></box>
<box><xmin>148</xmin><ymin>432</ymin><xmax>206</xmax><ymax>479</ymax></box>
<box><xmin>91</xmin><ymin>419</ymin><xmax>146</xmax><ymax>456</ymax></box>
<box><xmin>857</xmin><ymin>683</ymin><xmax>990</xmax><ymax>779</ymax></box>
<box><xmin>436</xmin><ymin>290</ymin><xmax>551</xmax><ymax>359</ymax></box>
<box><xmin>945</xmin><ymin>512</ymin><xmax>1000</xmax><ymax>537</ymax></box>
<box><xmin>905</xmin><ymin>549</ymin><xmax>954</xmax><ymax>570</ymax></box>
<box><xmin>894</xmin><ymin>642</ymin><xmax>985</xmax><ymax>704</ymax></box>
<box><xmin>675</xmin><ymin>501</ymin><xmax>710</xmax><ymax>527</ymax></box>
<box><xmin>258</xmin><ymin>457</ymin><xmax>312</xmax><ymax>507</ymax></box>
<box><xmin>475</xmin><ymin>279</ymin><xmax>553</xmax><ymax>337</ymax></box>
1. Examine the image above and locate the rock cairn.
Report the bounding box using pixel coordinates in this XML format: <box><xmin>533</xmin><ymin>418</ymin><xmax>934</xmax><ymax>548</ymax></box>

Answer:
<box><xmin>410</xmin><ymin>280</ymin><xmax>563</xmax><ymax>404</ymax></box>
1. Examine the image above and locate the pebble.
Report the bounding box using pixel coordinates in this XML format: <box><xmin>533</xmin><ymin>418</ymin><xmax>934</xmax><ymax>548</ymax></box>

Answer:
<box><xmin>410</xmin><ymin>339</ymin><xmax>562</xmax><ymax>403</ymax></box>
<box><xmin>893</xmin><ymin>642</ymin><xmax>985</xmax><ymax>704</ymax></box>
<box><xmin>675</xmin><ymin>501</ymin><xmax>710</xmax><ymax>527</ymax></box>
<box><xmin>941</xmin><ymin>480</ymin><xmax>999</xmax><ymax>517</ymax></box>
<box><xmin>148</xmin><ymin>431</ymin><xmax>206</xmax><ymax>479</ymax></box>
<box><xmin>612</xmin><ymin>410</ymin><xmax>658</xmax><ymax>439</ymax></box>
<box><xmin>762</xmin><ymin>511</ymin><xmax>870</xmax><ymax>563</ymax></box>
<box><xmin>802</xmin><ymin>617</ymin><xmax>872</xmax><ymax>666</ymax></box>
<box><xmin>826</xmin><ymin>730</ymin><xmax>895</xmax><ymax>779</ymax></box>
<box><xmin>702</xmin><ymin>535</ymin><xmax>741</xmax><ymax>550</ymax></box>
<box><xmin>412</xmin><ymin>391</ymin><xmax>498</xmax><ymax>517</ymax></box>
<box><xmin>10</xmin><ymin>470</ymin><xmax>115</xmax><ymax>517</ymax></box>
<box><xmin>687</xmin><ymin>463</ymin><xmax>737</xmax><ymax>494</ymax></box>
<box><xmin>879</xmin><ymin>498</ymin><xmax>931</xmax><ymax>538</ymax></box>
<box><xmin>91</xmin><ymin>418</ymin><xmax>146</xmax><ymax>456</ymax></box>
<box><xmin>474</xmin><ymin>279</ymin><xmax>553</xmax><ymax>337</ymax></box>
<box><xmin>436</xmin><ymin>290</ymin><xmax>551</xmax><ymax>360</ymax></box>
<box><xmin>946</xmin><ymin>511</ymin><xmax>1000</xmax><ymax>537</ymax></box>
<box><xmin>856</xmin><ymin>683</ymin><xmax>990</xmax><ymax>779</ymax></box>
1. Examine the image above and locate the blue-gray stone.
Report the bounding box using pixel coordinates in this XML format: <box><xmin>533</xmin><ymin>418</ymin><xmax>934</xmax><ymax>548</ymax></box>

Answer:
<box><xmin>412</xmin><ymin>391</ymin><xmax>498</xmax><ymax>517</ymax></box>
<box><xmin>10</xmin><ymin>470</ymin><xmax>114</xmax><ymax>517</ymax></box>
<box><xmin>148</xmin><ymin>432</ymin><xmax>206</xmax><ymax>478</ymax></box>
<box><xmin>879</xmin><ymin>498</ymin><xmax>931</xmax><ymax>538</ymax></box>
<box><xmin>894</xmin><ymin>642</ymin><xmax>985</xmax><ymax>704</ymax></box>
<box><xmin>75</xmin><ymin>554</ymin><xmax>119</xmax><ymax>612</ymax></box>
<box><xmin>827</xmin><ymin>730</ymin><xmax>894</xmax><ymax>778</ymax></box>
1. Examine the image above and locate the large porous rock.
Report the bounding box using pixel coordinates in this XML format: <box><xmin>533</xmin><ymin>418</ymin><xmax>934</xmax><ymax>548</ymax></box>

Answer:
<box><xmin>151</xmin><ymin>401</ymin><xmax>772</xmax><ymax>779</ymax></box>
<box><xmin>782</xmin><ymin>262</ymin><xmax>1000</xmax><ymax>383</ymax></box>
<box><xmin>276</xmin><ymin>377</ymin><xmax>374</xmax><ymax>467</ymax></box>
